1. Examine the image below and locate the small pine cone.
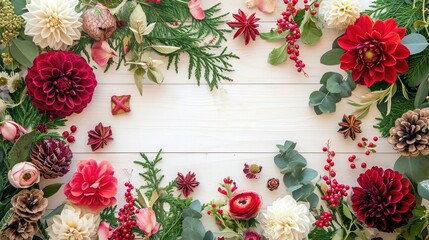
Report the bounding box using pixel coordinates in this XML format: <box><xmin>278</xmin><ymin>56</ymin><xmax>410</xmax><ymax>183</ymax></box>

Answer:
<box><xmin>31</xmin><ymin>137</ymin><xmax>73</xmax><ymax>179</ymax></box>
<box><xmin>266</xmin><ymin>178</ymin><xmax>280</xmax><ymax>191</ymax></box>
<box><xmin>3</xmin><ymin>214</ymin><xmax>38</xmax><ymax>240</ymax></box>
<box><xmin>388</xmin><ymin>109</ymin><xmax>429</xmax><ymax>157</ymax></box>
<box><xmin>82</xmin><ymin>4</ymin><xmax>117</xmax><ymax>41</ymax></box>
<box><xmin>11</xmin><ymin>189</ymin><xmax>48</xmax><ymax>222</ymax></box>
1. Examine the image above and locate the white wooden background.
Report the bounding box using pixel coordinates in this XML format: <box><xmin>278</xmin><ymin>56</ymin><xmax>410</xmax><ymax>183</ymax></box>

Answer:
<box><xmin>41</xmin><ymin>0</ymin><xmax>398</xmax><ymax>236</ymax></box>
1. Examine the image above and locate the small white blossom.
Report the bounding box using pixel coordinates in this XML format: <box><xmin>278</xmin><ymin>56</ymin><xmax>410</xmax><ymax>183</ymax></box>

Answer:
<box><xmin>321</xmin><ymin>0</ymin><xmax>361</xmax><ymax>30</ymax></box>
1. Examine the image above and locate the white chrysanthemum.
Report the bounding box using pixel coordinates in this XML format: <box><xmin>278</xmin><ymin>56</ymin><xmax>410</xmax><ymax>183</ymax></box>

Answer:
<box><xmin>22</xmin><ymin>0</ymin><xmax>82</xmax><ymax>50</ymax></box>
<box><xmin>262</xmin><ymin>196</ymin><xmax>315</xmax><ymax>240</ymax></box>
<box><xmin>47</xmin><ymin>204</ymin><xmax>100</xmax><ymax>240</ymax></box>
<box><xmin>321</xmin><ymin>0</ymin><xmax>361</xmax><ymax>30</ymax></box>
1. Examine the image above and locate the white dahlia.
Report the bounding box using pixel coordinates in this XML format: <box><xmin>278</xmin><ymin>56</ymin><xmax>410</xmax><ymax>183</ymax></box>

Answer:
<box><xmin>321</xmin><ymin>0</ymin><xmax>361</xmax><ymax>30</ymax></box>
<box><xmin>22</xmin><ymin>0</ymin><xmax>82</xmax><ymax>50</ymax></box>
<box><xmin>47</xmin><ymin>204</ymin><xmax>100</xmax><ymax>240</ymax></box>
<box><xmin>262</xmin><ymin>196</ymin><xmax>315</xmax><ymax>240</ymax></box>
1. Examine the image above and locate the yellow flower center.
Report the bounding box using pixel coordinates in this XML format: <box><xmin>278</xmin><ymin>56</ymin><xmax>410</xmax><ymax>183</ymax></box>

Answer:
<box><xmin>364</xmin><ymin>50</ymin><xmax>374</xmax><ymax>60</ymax></box>
<box><xmin>249</xmin><ymin>164</ymin><xmax>261</xmax><ymax>174</ymax></box>
<box><xmin>47</xmin><ymin>13</ymin><xmax>62</xmax><ymax>30</ymax></box>
<box><xmin>0</xmin><ymin>77</ymin><xmax>6</xmax><ymax>86</ymax></box>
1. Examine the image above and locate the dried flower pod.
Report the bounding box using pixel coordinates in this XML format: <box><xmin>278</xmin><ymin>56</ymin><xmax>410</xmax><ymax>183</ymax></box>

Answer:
<box><xmin>266</xmin><ymin>178</ymin><xmax>280</xmax><ymax>191</ymax></box>
<box><xmin>388</xmin><ymin>109</ymin><xmax>429</xmax><ymax>156</ymax></box>
<box><xmin>82</xmin><ymin>4</ymin><xmax>117</xmax><ymax>41</ymax></box>
<box><xmin>87</xmin><ymin>122</ymin><xmax>113</xmax><ymax>151</ymax></box>
<box><xmin>243</xmin><ymin>163</ymin><xmax>262</xmax><ymax>179</ymax></box>
<box><xmin>11</xmin><ymin>189</ymin><xmax>48</xmax><ymax>222</ymax></box>
<box><xmin>338</xmin><ymin>114</ymin><xmax>362</xmax><ymax>140</ymax></box>
<box><xmin>3</xmin><ymin>214</ymin><xmax>38</xmax><ymax>240</ymax></box>
<box><xmin>31</xmin><ymin>137</ymin><xmax>73</xmax><ymax>179</ymax></box>
<box><xmin>111</xmin><ymin>95</ymin><xmax>131</xmax><ymax>115</ymax></box>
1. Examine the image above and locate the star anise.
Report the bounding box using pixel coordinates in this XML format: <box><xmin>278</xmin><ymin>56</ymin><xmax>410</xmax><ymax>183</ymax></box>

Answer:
<box><xmin>338</xmin><ymin>114</ymin><xmax>362</xmax><ymax>140</ymax></box>
<box><xmin>226</xmin><ymin>9</ymin><xmax>260</xmax><ymax>45</ymax></box>
<box><xmin>87</xmin><ymin>122</ymin><xmax>113</xmax><ymax>151</ymax></box>
<box><xmin>176</xmin><ymin>171</ymin><xmax>199</xmax><ymax>198</ymax></box>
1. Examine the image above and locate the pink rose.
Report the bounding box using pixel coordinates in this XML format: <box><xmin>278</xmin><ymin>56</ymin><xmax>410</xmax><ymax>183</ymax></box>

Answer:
<box><xmin>8</xmin><ymin>162</ymin><xmax>40</xmax><ymax>188</ymax></box>
<box><xmin>0</xmin><ymin>120</ymin><xmax>27</xmax><ymax>141</ymax></box>
<box><xmin>228</xmin><ymin>191</ymin><xmax>262</xmax><ymax>220</ymax></box>
<box><xmin>98</xmin><ymin>222</ymin><xmax>113</xmax><ymax>240</ymax></box>
<box><xmin>136</xmin><ymin>208</ymin><xmax>160</xmax><ymax>237</ymax></box>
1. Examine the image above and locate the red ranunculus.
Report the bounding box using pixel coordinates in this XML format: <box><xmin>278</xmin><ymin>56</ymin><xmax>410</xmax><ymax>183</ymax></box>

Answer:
<box><xmin>338</xmin><ymin>15</ymin><xmax>410</xmax><ymax>87</ymax></box>
<box><xmin>228</xmin><ymin>191</ymin><xmax>262</xmax><ymax>220</ymax></box>
<box><xmin>351</xmin><ymin>167</ymin><xmax>415</xmax><ymax>232</ymax></box>
<box><xmin>64</xmin><ymin>160</ymin><xmax>117</xmax><ymax>212</ymax></box>
<box><xmin>25</xmin><ymin>51</ymin><xmax>97</xmax><ymax>118</ymax></box>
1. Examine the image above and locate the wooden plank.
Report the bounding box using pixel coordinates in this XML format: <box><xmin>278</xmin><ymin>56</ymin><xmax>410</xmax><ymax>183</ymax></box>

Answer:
<box><xmin>62</xmin><ymin>84</ymin><xmax>392</xmax><ymax>154</ymax></box>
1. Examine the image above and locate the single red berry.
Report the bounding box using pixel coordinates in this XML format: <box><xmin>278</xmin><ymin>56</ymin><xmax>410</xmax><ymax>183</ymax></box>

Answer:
<box><xmin>368</xmin><ymin>142</ymin><xmax>374</xmax><ymax>147</ymax></box>
<box><xmin>330</xmin><ymin>151</ymin><xmax>335</xmax><ymax>157</ymax></box>
<box><xmin>365</xmin><ymin>151</ymin><xmax>370</xmax><ymax>156</ymax></box>
<box><xmin>311</xmin><ymin>10</ymin><xmax>317</xmax><ymax>15</ymax></box>
<box><xmin>324</xmin><ymin>165</ymin><xmax>330</xmax><ymax>171</ymax></box>
<box><xmin>67</xmin><ymin>135</ymin><xmax>75</xmax><ymax>143</ymax></box>
<box><xmin>62</xmin><ymin>131</ymin><xmax>69</xmax><ymax>137</ymax></box>
<box><xmin>350</xmin><ymin>163</ymin><xmax>356</xmax><ymax>169</ymax></box>
<box><xmin>361</xmin><ymin>137</ymin><xmax>367</xmax><ymax>141</ymax></box>
<box><xmin>70</xmin><ymin>125</ymin><xmax>77</xmax><ymax>132</ymax></box>
<box><xmin>373</xmin><ymin>136</ymin><xmax>378</xmax><ymax>141</ymax></box>
<box><xmin>348</xmin><ymin>156</ymin><xmax>354</xmax><ymax>162</ymax></box>
<box><xmin>322</xmin><ymin>146</ymin><xmax>328</xmax><ymax>152</ymax></box>
<box><xmin>207</xmin><ymin>211</ymin><xmax>211</xmax><ymax>215</ymax></box>
<box><xmin>330</xmin><ymin>170</ymin><xmax>336</xmax><ymax>177</ymax></box>
<box><xmin>314</xmin><ymin>2</ymin><xmax>320</xmax><ymax>7</ymax></box>
<box><xmin>361</xmin><ymin>162</ymin><xmax>367</xmax><ymax>168</ymax></box>
<box><xmin>216</xmin><ymin>221</ymin><xmax>222</xmax><ymax>225</ymax></box>
<box><xmin>357</xmin><ymin>143</ymin><xmax>363</xmax><ymax>147</ymax></box>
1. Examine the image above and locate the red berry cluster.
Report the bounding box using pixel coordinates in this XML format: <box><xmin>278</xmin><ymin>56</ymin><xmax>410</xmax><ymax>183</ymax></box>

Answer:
<box><xmin>348</xmin><ymin>154</ymin><xmax>367</xmax><ymax>170</ymax></box>
<box><xmin>357</xmin><ymin>136</ymin><xmax>378</xmax><ymax>155</ymax></box>
<box><xmin>315</xmin><ymin>211</ymin><xmax>333</xmax><ymax>228</ymax></box>
<box><xmin>111</xmin><ymin>182</ymin><xmax>137</xmax><ymax>240</ymax></box>
<box><xmin>217</xmin><ymin>177</ymin><xmax>237</xmax><ymax>197</ymax></box>
<box><xmin>207</xmin><ymin>203</ymin><xmax>225</xmax><ymax>226</ymax></box>
<box><xmin>62</xmin><ymin>125</ymin><xmax>77</xmax><ymax>143</ymax></box>
<box><xmin>321</xmin><ymin>144</ymin><xmax>350</xmax><ymax>209</ymax></box>
<box><xmin>276</xmin><ymin>0</ymin><xmax>319</xmax><ymax>74</ymax></box>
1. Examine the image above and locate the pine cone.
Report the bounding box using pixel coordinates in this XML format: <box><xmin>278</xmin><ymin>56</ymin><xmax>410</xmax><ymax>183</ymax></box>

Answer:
<box><xmin>11</xmin><ymin>189</ymin><xmax>48</xmax><ymax>222</ymax></box>
<box><xmin>388</xmin><ymin>109</ymin><xmax>429</xmax><ymax>157</ymax></box>
<box><xmin>31</xmin><ymin>137</ymin><xmax>73</xmax><ymax>179</ymax></box>
<box><xmin>2</xmin><ymin>214</ymin><xmax>37</xmax><ymax>240</ymax></box>
<box><xmin>82</xmin><ymin>4</ymin><xmax>117</xmax><ymax>41</ymax></box>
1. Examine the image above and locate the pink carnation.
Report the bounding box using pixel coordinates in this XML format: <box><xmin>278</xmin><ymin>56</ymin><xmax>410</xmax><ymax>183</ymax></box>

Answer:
<box><xmin>64</xmin><ymin>160</ymin><xmax>117</xmax><ymax>212</ymax></box>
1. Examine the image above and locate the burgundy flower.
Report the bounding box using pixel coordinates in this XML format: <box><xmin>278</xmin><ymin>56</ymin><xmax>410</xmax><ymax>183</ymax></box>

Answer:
<box><xmin>87</xmin><ymin>122</ymin><xmax>113</xmax><ymax>151</ymax></box>
<box><xmin>351</xmin><ymin>166</ymin><xmax>415</xmax><ymax>232</ymax></box>
<box><xmin>244</xmin><ymin>230</ymin><xmax>262</xmax><ymax>240</ymax></box>
<box><xmin>243</xmin><ymin>163</ymin><xmax>262</xmax><ymax>179</ymax></box>
<box><xmin>338</xmin><ymin>15</ymin><xmax>410</xmax><ymax>87</ymax></box>
<box><xmin>228</xmin><ymin>191</ymin><xmax>262</xmax><ymax>220</ymax></box>
<box><xmin>25</xmin><ymin>51</ymin><xmax>97</xmax><ymax>117</ymax></box>
<box><xmin>176</xmin><ymin>171</ymin><xmax>199</xmax><ymax>198</ymax></box>
<box><xmin>227</xmin><ymin>9</ymin><xmax>260</xmax><ymax>45</ymax></box>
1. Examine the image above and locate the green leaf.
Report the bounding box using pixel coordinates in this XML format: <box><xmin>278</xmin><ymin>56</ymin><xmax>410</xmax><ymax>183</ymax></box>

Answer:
<box><xmin>182</xmin><ymin>218</ymin><xmax>205</xmax><ymax>238</ymax></box>
<box><xmin>401</xmin><ymin>33</ymin><xmax>429</xmax><ymax>55</ymax></box>
<box><xmin>260</xmin><ymin>31</ymin><xmax>288</xmax><ymax>41</ymax></box>
<box><xmin>42</xmin><ymin>183</ymin><xmax>63</xmax><ymax>198</ymax></box>
<box><xmin>129</xmin><ymin>4</ymin><xmax>147</xmax><ymax>44</ymax></box>
<box><xmin>309</xmin><ymin>91</ymin><xmax>327</xmax><ymax>107</ymax></box>
<box><xmin>413</xmin><ymin>20</ymin><xmax>428</xmax><ymax>29</ymax></box>
<box><xmin>11</xmin><ymin>0</ymin><xmax>26</xmax><ymax>15</ymax></box>
<box><xmin>287</xmin><ymin>184</ymin><xmax>303</xmax><ymax>192</ymax></box>
<box><xmin>8</xmin><ymin>131</ymin><xmax>36</xmax><ymax>169</ymax></box>
<box><xmin>284</xmin><ymin>173</ymin><xmax>299</xmax><ymax>187</ymax></box>
<box><xmin>300</xmin><ymin>168</ymin><xmax>318</xmax><ymax>183</ymax></box>
<box><xmin>151</xmin><ymin>45</ymin><xmax>180</xmax><ymax>54</ymax></box>
<box><xmin>292</xmin><ymin>184</ymin><xmax>314</xmax><ymax>201</ymax></box>
<box><xmin>10</xmin><ymin>39</ymin><xmax>39</xmax><ymax>67</ymax></box>
<box><xmin>415</xmin><ymin>79</ymin><xmax>428</xmax><ymax>108</ymax></box>
<box><xmin>0</xmin><ymin>209</ymin><xmax>13</xmax><ymax>231</ymax></box>
<box><xmin>326</xmin><ymin>75</ymin><xmax>343</xmax><ymax>93</ymax></box>
<box><xmin>307</xmin><ymin>193</ymin><xmax>319</xmax><ymax>209</ymax></box>
<box><xmin>42</xmin><ymin>203</ymin><xmax>65</xmax><ymax>220</ymax></box>
<box><xmin>203</xmin><ymin>231</ymin><xmax>215</xmax><ymax>240</ymax></box>
<box><xmin>417</xmin><ymin>180</ymin><xmax>429</xmax><ymax>200</ymax></box>
<box><xmin>182</xmin><ymin>208</ymin><xmax>202</xmax><ymax>219</ymax></box>
<box><xmin>134</xmin><ymin>68</ymin><xmax>145</xmax><ymax>95</ymax></box>
<box><xmin>320</xmin><ymin>48</ymin><xmax>345</xmax><ymax>65</ymax></box>
<box><xmin>342</xmin><ymin>203</ymin><xmax>353</xmax><ymax>220</ymax></box>
<box><xmin>394</xmin><ymin>154</ymin><xmax>429</xmax><ymax>184</ymax></box>
<box><xmin>268</xmin><ymin>44</ymin><xmax>288</xmax><ymax>65</ymax></box>
<box><xmin>147</xmin><ymin>67</ymin><xmax>164</xmax><ymax>84</ymax></box>
<box><xmin>300</xmin><ymin>18</ymin><xmax>322</xmax><ymax>45</ymax></box>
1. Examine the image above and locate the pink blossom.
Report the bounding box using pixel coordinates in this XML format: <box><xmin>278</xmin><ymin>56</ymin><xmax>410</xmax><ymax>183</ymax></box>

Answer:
<box><xmin>0</xmin><ymin>120</ymin><xmax>26</xmax><ymax>141</ymax></box>
<box><xmin>188</xmin><ymin>0</ymin><xmax>205</xmax><ymax>20</ymax></box>
<box><xmin>249</xmin><ymin>0</ymin><xmax>277</xmax><ymax>13</ymax></box>
<box><xmin>136</xmin><ymin>208</ymin><xmax>160</xmax><ymax>237</ymax></box>
<box><xmin>91</xmin><ymin>40</ymin><xmax>118</xmax><ymax>67</ymax></box>
<box><xmin>98</xmin><ymin>222</ymin><xmax>114</xmax><ymax>240</ymax></box>
<box><xmin>8</xmin><ymin>162</ymin><xmax>40</xmax><ymax>188</ymax></box>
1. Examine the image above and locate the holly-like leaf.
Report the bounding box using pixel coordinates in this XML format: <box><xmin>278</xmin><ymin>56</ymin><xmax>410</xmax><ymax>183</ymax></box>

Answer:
<box><xmin>268</xmin><ymin>44</ymin><xmax>288</xmax><ymax>65</ymax></box>
<box><xmin>8</xmin><ymin>131</ymin><xmax>36</xmax><ymax>169</ymax></box>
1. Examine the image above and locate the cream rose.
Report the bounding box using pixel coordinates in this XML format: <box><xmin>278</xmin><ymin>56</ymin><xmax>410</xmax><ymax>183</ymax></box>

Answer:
<box><xmin>8</xmin><ymin>162</ymin><xmax>40</xmax><ymax>188</ymax></box>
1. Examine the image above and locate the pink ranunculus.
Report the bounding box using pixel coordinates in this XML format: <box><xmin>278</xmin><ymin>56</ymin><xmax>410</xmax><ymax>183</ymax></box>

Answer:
<box><xmin>98</xmin><ymin>222</ymin><xmax>114</xmax><ymax>240</ymax></box>
<box><xmin>252</xmin><ymin>0</ymin><xmax>277</xmax><ymax>13</ymax></box>
<box><xmin>8</xmin><ymin>162</ymin><xmax>40</xmax><ymax>188</ymax></box>
<box><xmin>188</xmin><ymin>0</ymin><xmax>205</xmax><ymax>20</ymax></box>
<box><xmin>228</xmin><ymin>191</ymin><xmax>262</xmax><ymax>220</ymax></box>
<box><xmin>136</xmin><ymin>208</ymin><xmax>160</xmax><ymax>237</ymax></box>
<box><xmin>64</xmin><ymin>160</ymin><xmax>118</xmax><ymax>212</ymax></box>
<box><xmin>91</xmin><ymin>40</ymin><xmax>118</xmax><ymax>67</ymax></box>
<box><xmin>0</xmin><ymin>120</ymin><xmax>27</xmax><ymax>141</ymax></box>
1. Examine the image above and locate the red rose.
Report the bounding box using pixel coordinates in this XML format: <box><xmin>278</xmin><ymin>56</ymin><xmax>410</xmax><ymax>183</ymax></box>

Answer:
<box><xmin>338</xmin><ymin>15</ymin><xmax>410</xmax><ymax>87</ymax></box>
<box><xmin>25</xmin><ymin>51</ymin><xmax>97</xmax><ymax>117</ymax></box>
<box><xmin>228</xmin><ymin>191</ymin><xmax>262</xmax><ymax>220</ymax></box>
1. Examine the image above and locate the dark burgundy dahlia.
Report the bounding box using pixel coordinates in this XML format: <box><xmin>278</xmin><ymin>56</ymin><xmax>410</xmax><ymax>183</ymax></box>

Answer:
<box><xmin>351</xmin><ymin>167</ymin><xmax>415</xmax><ymax>232</ymax></box>
<box><xmin>25</xmin><ymin>51</ymin><xmax>97</xmax><ymax>117</ymax></box>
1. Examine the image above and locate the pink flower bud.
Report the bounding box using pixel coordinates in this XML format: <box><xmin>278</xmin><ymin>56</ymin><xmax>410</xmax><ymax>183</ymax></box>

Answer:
<box><xmin>8</xmin><ymin>162</ymin><xmax>40</xmax><ymax>188</ymax></box>
<box><xmin>91</xmin><ymin>40</ymin><xmax>118</xmax><ymax>67</ymax></box>
<box><xmin>0</xmin><ymin>120</ymin><xmax>27</xmax><ymax>141</ymax></box>
<box><xmin>188</xmin><ymin>0</ymin><xmax>205</xmax><ymax>20</ymax></box>
<box><xmin>136</xmin><ymin>208</ymin><xmax>160</xmax><ymax>237</ymax></box>
<box><xmin>98</xmin><ymin>222</ymin><xmax>113</xmax><ymax>240</ymax></box>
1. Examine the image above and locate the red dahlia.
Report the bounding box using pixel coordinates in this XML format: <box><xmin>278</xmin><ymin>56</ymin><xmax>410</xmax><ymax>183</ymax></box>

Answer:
<box><xmin>351</xmin><ymin>166</ymin><xmax>415</xmax><ymax>232</ymax></box>
<box><xmin>338</xmin><ymin>15</ymin><xmax>410</xmax><ymax>87</ymax></box>
<box><xmin>227</xmin><ymin>9</ymin><xmax>260</xmax><ymax>45</ymax></box>
<box><xmin>25</xmin><ymin>51</ymin><xmax>97</xmax><ymax>117</ymax></box>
